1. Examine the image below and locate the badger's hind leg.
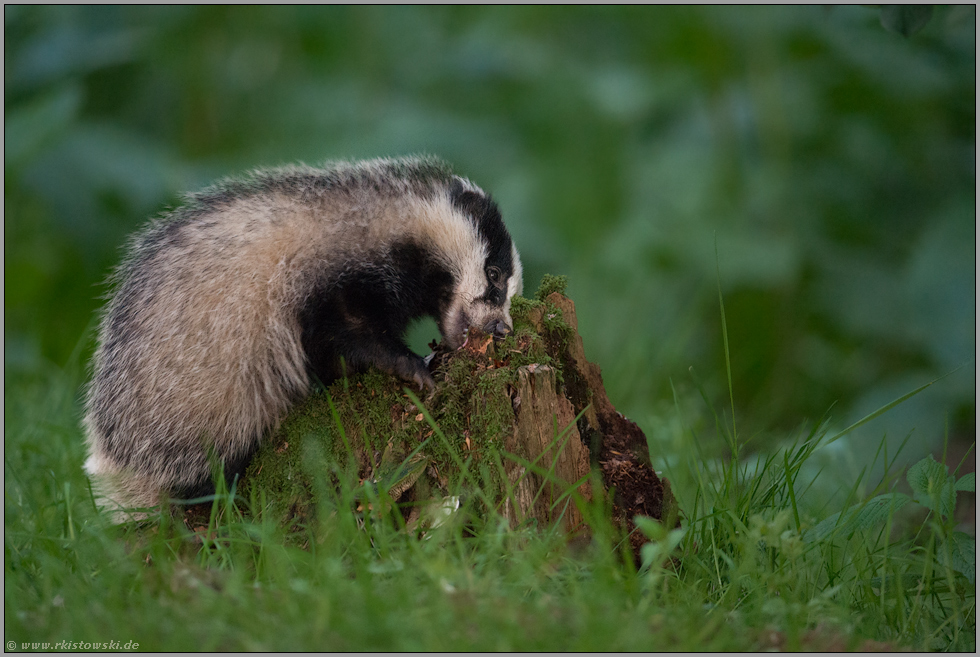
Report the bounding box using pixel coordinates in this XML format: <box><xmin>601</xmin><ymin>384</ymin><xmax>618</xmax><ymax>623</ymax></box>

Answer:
<box><xmin>167</xmin><ymin>446</ymin><xmax>259</xmax><ymax>502</ymax></box>
<box><xmin>85</xmin><ymin>444</ymin><xmax>258</xmax><ymax>523</ymax></box>
<box><xmin>83</xmin><ymin>448</ymin><xmax>168</xmax><ymax>523</ymax></box>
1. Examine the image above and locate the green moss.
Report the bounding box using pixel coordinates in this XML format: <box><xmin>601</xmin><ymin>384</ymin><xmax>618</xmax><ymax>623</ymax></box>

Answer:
<box><xmin>509</xmin><ymin>295</ymin><xmax>539</xmax><ymax>325</ymax></box>
<box><xmin>509</xmin><ymin>290</ymin><xmax>573</xmax><ymax>390</ymax></box>
<box><xmin>534</xmin><ymin>274</ymin><xmax>568</xmax><ymax>300</ymax></box>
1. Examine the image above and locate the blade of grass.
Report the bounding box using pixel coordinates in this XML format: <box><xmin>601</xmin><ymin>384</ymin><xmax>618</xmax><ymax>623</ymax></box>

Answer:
<box><xmin>714</xmin><ymin>237</ymin><xmax>737</xmax><ymax>456</ymax></box>
<box><xmin>825</xmin><ymin>367</ymin><xmax>963</xmax><ymax>446</ymax></box>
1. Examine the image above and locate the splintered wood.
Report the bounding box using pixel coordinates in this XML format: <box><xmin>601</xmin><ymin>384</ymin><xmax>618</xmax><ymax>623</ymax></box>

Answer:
<box><xmin>503</xmin><ymin>363</ymin><xmax>591</xmax><ymax>534</ymax></box>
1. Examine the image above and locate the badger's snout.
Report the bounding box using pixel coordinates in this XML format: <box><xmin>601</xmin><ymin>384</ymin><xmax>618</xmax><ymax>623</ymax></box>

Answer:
<box><xmin>483</xmin><ymin>318</ymin><xmax>511</xmax><ymax>340</ymax></box>
<box><xmin>443</xmin><ymin>300</ymin><xmax>515</xmax><ymax>350</ymax></box>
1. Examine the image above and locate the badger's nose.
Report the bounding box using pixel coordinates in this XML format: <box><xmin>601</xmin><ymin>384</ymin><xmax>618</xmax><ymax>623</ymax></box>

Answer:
<box><xmin>484</xmin><ymin>319</ymin><xmax>511</xmax><ymax>340</ymax></box>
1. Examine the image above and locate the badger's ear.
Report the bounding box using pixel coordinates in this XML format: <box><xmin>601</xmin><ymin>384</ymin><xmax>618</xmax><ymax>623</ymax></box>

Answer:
<box><xmin>455</xmin><ymin>192</ymin><xmax>485</xmax><ymax>219</ymax></box>
<box><xmin>449</xmin><ymin>179</ymin><xmax>488</xmax><ymax>221</ymax></box>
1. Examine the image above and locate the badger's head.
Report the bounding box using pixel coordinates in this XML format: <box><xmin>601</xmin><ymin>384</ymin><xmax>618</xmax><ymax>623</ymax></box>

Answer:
<box><xmin>430</xmin><ymin>177</ymin><xmax>523</xmax><ymax>350</ymax></box>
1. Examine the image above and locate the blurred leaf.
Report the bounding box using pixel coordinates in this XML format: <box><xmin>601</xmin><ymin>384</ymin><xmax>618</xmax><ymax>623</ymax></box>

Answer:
<box><xmin>826</xmin><ymin>376</ymin><xmax>941</xmax><ymax>446</ymax></box>
<box><xmin>634</xmin><ymin>515</ymin><xmax>666</xmax><ymax>540</ymax></box>
<box><xmin>20</xmin><ymin>123</ymin><xmax>195</xmax><ymax>238</ymax></box>
<box><xmin>879</xmin><ymin>5</ymin><xmax>934</xmax><ymax>38</ymax></box>
<box><xmin>954</xmin><ymin>472</ymin><xmax>975</xmax><ymax>493</ymax></box>
<box><xmin>7</xmin><ymin>19</ymin><xmax>145</xmax><ymax>90</ymax></box>
<box><xmin>804</xmin><ymin>492</ymin><xmax>911</xmax><ymax>543</ymax></box>
<box><xmin>947</xmin><ymin>531</ymin><xmax>975</xmax><ymax>584</ymax></box>
<box><xmin>635</xmin><ymin>516</ymin><xmax>685</xmax><ymax>572</ymax></box>
<box><xmin>907</xmin><ymin>455</ymin><xmax>947</xmax><ymax>498</ymax></box>
<box><xmin>4</xmin><ymin>83</ymin><xmax>81</xmax><ymax>165</ymax></box>
<box><xmin>907</xmin><ymin>454</ymin><xmax>955</xmax><ymax>518</ymax></box>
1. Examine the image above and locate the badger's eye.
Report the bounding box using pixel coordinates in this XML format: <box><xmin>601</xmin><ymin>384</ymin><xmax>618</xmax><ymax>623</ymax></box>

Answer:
<box><xmin>487</xmin><ymin>266</ymin><xmax>504</xmax><ymax>288</ymax></box>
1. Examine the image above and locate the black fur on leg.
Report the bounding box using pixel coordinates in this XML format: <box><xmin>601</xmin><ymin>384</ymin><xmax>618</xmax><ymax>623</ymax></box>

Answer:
<box><xmin>298</xmin><ymin>241</ymin><xmax>452</xmax><ymax>390</ymax></box>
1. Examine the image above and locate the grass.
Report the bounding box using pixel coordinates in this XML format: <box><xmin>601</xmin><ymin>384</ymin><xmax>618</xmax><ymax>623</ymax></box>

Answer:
<box><xmin>4</xmin><ymin>324</ymin><xmax>975</xmax><ymax>651</ymax></box>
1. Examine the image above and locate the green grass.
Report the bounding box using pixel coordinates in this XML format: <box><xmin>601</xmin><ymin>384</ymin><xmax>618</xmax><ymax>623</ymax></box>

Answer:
<box><xmin>5</xmin><ymin>358</ymin><xmax>974</xmax><ymax>652</ymax></box>
<box><xmin>4</xmin><ymin>280</ymin><xmax>975</xmax><ymax>651</ymax></box>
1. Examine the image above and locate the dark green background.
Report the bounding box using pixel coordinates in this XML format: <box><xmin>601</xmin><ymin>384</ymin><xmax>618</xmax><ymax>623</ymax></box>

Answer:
<box><xmin>5</xmin><ymin>6</ymin><xmax>975</xmax><ymax>465</ymax></box>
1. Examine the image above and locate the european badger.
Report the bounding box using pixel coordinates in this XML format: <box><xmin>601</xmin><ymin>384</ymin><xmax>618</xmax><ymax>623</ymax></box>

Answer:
<box><xmin>83</xmin><ymin>156</ymin><xmax>523</xmax><ymax>519</ymax></box>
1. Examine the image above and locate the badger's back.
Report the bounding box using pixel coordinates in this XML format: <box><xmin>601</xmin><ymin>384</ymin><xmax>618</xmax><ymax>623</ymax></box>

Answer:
<box><xmin>83</xmin><ymin>157</ymin><xmax>496</xmax><ymax>515</ymax></box>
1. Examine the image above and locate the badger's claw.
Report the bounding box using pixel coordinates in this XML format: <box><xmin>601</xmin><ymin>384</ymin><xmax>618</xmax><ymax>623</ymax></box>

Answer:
<box><xmin>413</xmin><ymin>369</ymin><xmax>436</xmax><ymax>393</ymax></box>
<box><xmin>388</xmin><ymin>353</ymin><xmax>436</xmax><ymax>395</ymax></box>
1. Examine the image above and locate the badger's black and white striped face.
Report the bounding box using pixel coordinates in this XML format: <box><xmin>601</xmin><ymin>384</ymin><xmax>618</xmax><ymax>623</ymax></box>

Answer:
<box><xmin>437</xmin><ymin>178</ymin><xmax>523</xmax><ymax>349</ymax></box>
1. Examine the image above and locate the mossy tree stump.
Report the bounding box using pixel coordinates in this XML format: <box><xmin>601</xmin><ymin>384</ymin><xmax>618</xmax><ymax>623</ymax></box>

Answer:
<box><xmin>232</xmin><ymin>277</ymin><xmax>677</xmax><ymax>559</ymax></box>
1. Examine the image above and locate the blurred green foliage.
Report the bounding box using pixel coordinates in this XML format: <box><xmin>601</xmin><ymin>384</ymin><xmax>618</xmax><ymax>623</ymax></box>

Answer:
<box><xmin>4</xmin><ymin>6</ymin><xmax>975</xmax><ymax>461</ymax></box>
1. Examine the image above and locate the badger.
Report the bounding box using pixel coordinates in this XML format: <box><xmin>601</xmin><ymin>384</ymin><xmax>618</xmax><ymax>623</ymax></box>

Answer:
<box><xmin>82</xmin><ymin>156</ymin><xmax>523</xmax><ymax>519</ymax></box>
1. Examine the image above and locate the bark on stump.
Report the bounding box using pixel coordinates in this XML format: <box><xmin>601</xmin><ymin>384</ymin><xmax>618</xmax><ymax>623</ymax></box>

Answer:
<box><xmin>502</xmin><ymin>363</ymin><xmax>592</xmax><ymax>534</ymax></box>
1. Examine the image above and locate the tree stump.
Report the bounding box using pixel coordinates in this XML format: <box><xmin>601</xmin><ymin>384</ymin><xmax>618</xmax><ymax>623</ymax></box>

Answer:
<box><xmin>234</xmin><ymin>278</ymin><xmax>677</xmax><ymax>560</ymax></box>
